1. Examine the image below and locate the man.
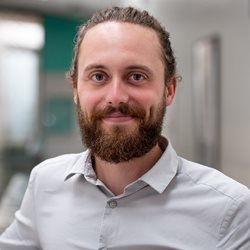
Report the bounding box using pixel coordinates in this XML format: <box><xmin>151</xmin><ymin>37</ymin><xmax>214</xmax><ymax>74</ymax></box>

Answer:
<box><xmin>0</xmin><ymin>6</ymin><xmax>250</xmax><ymax>250</ymax></box>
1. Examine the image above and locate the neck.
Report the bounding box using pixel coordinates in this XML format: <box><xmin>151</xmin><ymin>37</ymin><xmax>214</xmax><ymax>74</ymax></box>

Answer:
<box><xmin>94</xmin><ymin>144</ymin><xmax>163</xmax><ymax>196</ymax></box>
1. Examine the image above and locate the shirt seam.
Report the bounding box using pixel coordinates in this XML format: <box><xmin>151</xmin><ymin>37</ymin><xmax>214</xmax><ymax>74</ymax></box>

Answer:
<box><xmin>30</xmin><ymin>170</ymin><xmax>42</xmax><ymax>249</ymax></box>
<box><xmin>180</xmin><ymin>171</ymin><xmax>246</xmax><ymax>249</ymax></box>
<box><xmin>181</xmin><ymin>171</ymin><xmax>242</xmax><ymax>202</ymax></box>
<box><xmin>216</xmin><ymin>198</ymin><xmax>238</xmax><ymax>249</ymax></box>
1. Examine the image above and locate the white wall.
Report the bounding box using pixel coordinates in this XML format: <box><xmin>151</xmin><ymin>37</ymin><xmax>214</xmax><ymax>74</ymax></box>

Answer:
<box><xmin>146</xmin><ymin>0</ymin><xmax>250</xmax><ymax>187</ymax></box>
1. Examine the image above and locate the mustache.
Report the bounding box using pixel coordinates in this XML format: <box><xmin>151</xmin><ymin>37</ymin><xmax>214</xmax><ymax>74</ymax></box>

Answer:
<box><xmin>92</xmin><ymin>103</ymin><xmax>146</xmax><ymax>120</ymax></box>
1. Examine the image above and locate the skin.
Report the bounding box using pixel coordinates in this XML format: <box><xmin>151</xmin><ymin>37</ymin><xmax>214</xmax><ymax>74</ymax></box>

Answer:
<box><xmin>73</xmin><ymin>21</ymin><xmax>176</xmax><ymax>195</ymax></box>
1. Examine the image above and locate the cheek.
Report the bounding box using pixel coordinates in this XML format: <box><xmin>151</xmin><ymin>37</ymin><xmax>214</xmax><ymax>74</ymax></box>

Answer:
<box><xmin>135</xmin><ymin>91</ymin><xmax>163</xmax><ymax>109</ymax></box>
<box><xmin>77</xmin><ymin>89</ymin><xmax>102</xmax><ymax>112</ymax></box>
<box><xmin>132</xmin><ymin>96</ymin><xmax>156</xmax><ymax>121</ymax></box>
<box><xmin>146</xmin><ymin>94</ymin><xmax>166</xmax><ymax>119</ymax></box>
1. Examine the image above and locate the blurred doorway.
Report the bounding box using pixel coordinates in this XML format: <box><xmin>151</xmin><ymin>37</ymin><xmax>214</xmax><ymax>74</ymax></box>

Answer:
<box><xmin>0</xmin><ymin>13</ymin><xmax>44</xmax><ymax>196</ymax></box>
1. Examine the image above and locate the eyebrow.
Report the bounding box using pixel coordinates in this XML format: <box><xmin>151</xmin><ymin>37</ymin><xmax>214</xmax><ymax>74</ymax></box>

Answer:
<box><xmin>84</xmin><ymin>64</ymin><xmax>108</xmax><ymax>72</ymax></box>
<box><xmin>84</xmin><ymin>64</ymin><xmax>153</xmax><ymax>75</ymax></box>
<box><xmin>125</xmin><ymin>65</ymin><xmax>153</xmax><ymax>76</ymax></box>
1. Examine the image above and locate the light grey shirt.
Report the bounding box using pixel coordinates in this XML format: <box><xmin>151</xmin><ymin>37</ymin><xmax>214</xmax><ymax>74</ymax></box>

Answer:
<box><xmin>0</xmin><ymin>141</ymin><xmax>250</xmax><ymax>250</ymax></box>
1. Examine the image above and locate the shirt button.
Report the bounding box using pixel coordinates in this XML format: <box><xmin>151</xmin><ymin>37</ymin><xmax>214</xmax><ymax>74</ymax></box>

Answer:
<box><xmin>108</xmin><ymin>200</ymin><xmax>117</xmax><ymax>208</ymax></box>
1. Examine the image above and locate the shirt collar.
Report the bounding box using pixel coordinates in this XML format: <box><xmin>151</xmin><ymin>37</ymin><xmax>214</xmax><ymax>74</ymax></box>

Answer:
<box><xmin>138</xmin><ymin>141</ymin><xmax>179</xmax><ymax>193</ymax></box>
<box><xmin>64</xmin><ymin>149</ymin><xmax>95</xmax><ymax>181</ymax></box>
<box><xmin>64</xmin><ymin>138</ymin><xmax>179</xmax><ymax>194</ymax></box>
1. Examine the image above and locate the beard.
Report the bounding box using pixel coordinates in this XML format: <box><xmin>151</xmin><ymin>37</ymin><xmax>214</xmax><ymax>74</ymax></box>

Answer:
<box><xmin>76</xmin><ymin>96</ymin><xmax>166</xmax><ymax>163</ymax></box>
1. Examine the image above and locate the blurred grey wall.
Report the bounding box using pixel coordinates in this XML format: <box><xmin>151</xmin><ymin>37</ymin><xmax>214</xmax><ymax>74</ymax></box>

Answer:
<box><xmin>144</xmin><ymin>0</ymin><xmax>250</xmax><ymax>186</ymax></box>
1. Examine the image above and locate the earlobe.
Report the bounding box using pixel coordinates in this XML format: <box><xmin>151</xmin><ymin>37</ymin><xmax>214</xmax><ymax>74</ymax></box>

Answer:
<box><xmin>73</xmin><ymin>89</ymin><xmax>78</xmax><ymax>105</ymax></box>
<box><xmin>166</xmin><ymin>76</ymin><xmax>177</xmax><ymax>106</ymax></box>
<box><xmin>74</xmin><ymin>95</ymin><xmax>78</xmax><ymax>104</ymax></box>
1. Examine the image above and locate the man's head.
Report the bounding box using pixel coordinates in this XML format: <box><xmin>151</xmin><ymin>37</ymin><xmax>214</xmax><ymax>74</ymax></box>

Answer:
<box><xmin>68</xmin><ymin>6</ymin><xmax>177</xmax><ymax>163</ymax></box>
<box><xmin>68</xmin><ymin>6</ymin><xmax>176</xmax><ymax>88</ymax></box>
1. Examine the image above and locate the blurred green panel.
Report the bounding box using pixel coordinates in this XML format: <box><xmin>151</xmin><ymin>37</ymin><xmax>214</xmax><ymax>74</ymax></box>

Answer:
<box><xmin>43</xmin><ymin>96</ymin><xmax>75</xmax><ymax>134</ymax></box>
<box><xmin>42</xmin><ymin>15</ymin><xmax>86</xmax><ymax>71</ymax></box>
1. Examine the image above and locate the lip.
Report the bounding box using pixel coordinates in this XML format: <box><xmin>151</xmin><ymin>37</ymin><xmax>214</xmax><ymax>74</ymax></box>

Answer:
<box><xmin>102</xmin><ymin>112</ymin><xmax>133</xmax><ymax>124</ymax></box>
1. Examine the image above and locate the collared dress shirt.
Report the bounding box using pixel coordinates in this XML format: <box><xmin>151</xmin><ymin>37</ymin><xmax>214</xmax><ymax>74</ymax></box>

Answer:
<box><xmin>0</xmin><ymin>141</ymin><xmax>250</xmax><ymax>250</ymax></box>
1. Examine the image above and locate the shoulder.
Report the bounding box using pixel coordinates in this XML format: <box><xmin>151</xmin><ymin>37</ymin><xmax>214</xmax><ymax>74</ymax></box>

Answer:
<box><xmin>177</xmin><ymin>157</ymin><xmax>250</xmax><ymax>245</ymax></box>
<box><xmin>177</xmin><ymin>157</ymin><xmax>250</xmax><ymax>202</ymax></box>
<box><xmin>33</xmin><ymin>152</ymin><xmax>86</xmax><ymax>173</ymax></box>
<box><xmin>28</xmin><ymin>151</ymin><xmax>89</xmax><ymax>189</ymax></box>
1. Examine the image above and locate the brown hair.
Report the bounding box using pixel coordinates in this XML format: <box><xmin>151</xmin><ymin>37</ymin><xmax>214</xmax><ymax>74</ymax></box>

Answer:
<box><xmin>68</xmin><ymin>6</ymin><xmax>176</xmax><ymax>87</ymax></box>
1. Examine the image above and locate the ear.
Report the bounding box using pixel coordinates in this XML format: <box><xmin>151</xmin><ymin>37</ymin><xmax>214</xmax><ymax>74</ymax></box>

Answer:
<box><xmin>70</xmin><ymin>78</ymin><xmax>78</xmax><ymax>105</ymax></box>
<box><xmin>73</xmin><ymin>87</ymin><xmax>78</xmax><ymax>105</ymax></box>
<box><xmin>165</xmin><ymin>76</ymin><xmax>177</xmax><ymax>106</ymax></box>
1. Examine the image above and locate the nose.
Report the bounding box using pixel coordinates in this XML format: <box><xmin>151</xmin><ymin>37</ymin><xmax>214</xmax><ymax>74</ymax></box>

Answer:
<box><xmin>105</xmin><ymin>78</ymin><xmax>129</xmax><ymax>105</ymax></box>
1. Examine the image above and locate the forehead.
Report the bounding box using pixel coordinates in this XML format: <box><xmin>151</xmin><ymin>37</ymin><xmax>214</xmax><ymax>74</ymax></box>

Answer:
<box><xmin>79</xmin><ymin>21</ymin><xmax>163</xmax><ymax>61</ymax></box>
<box><xmin>84</xmin><ymin>21</ymin><xmax>160</xmax><ymax>42</ymax></box>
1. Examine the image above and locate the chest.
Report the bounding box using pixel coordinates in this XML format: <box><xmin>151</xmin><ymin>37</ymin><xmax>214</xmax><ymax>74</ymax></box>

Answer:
<box><xmin>35</xmin><ymin>182</ymin><xmax>220</xmax><ymax>250</ymax></box>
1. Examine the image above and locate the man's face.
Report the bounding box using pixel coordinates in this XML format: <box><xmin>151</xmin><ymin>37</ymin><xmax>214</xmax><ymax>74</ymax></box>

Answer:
<box><xmin>74</xmin><ymin>22</ymin><xmax>175</xmax><ymax>162</ymax></box>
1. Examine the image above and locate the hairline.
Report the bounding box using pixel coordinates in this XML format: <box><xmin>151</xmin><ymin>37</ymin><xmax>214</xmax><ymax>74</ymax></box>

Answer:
<box><xmin>77</xmin><ymin>21</ymin><xmax>170</xmax><ymax>84</ymax></box>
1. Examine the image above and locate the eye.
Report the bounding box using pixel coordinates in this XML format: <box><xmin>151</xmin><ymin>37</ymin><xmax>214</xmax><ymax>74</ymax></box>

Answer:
<box><xmin>128</xmin><ymin>73</ymin><xmax>147</xmax><ymax>83</ymax></box>
<box><xmin>91</xmin><ymin>72</ymin><xmax>107</xmax><ymax>82</ymax></box>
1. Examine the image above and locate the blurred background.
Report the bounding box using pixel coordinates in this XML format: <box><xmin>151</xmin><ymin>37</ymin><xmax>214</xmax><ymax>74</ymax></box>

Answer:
<box><xmin>0</xmin><ymin>0</ymin><xmax>249</xmax><ymax>232</ymax></box>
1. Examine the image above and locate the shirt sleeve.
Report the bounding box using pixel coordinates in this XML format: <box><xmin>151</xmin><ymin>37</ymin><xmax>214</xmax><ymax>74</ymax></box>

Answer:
<box><xmin>0</xmin><ymin>170</ymin><xmax>40</xmax><ymax>250</ymax></box>
<box><xmin>217</xmin><ymin>192</ymin><xmax>250</xmax><ymax>250</ymax></box>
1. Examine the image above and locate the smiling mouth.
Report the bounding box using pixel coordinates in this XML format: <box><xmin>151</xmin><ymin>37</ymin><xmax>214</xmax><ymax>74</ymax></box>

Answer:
<box><xmin>102</xmin><ymin>112</ymin><xmax>134</xmax><ymax>123</ymax></box>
